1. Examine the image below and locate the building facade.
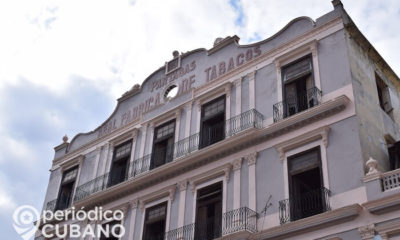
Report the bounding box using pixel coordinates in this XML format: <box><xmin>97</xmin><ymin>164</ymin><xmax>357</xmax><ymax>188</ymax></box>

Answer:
<box><xmin>37</xmin><ymin>1</ymin><xmax>400</xmax><ymax>239</ymax></box>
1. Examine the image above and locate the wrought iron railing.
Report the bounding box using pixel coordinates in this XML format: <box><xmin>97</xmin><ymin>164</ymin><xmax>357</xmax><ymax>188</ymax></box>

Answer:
<box><xmin>165</xmin><ymin>223</ymin><xmax>194</xmax><ymax>240</ymax></box>
<box><xmin>175</xmin><ymin>133</ymin><xmax>200</xmax><ymax>158</ymax></box>
<box><xmin>381</xmin><ymin>168</ymin><xmax>400</xmax><ymax>191</ymax></box>
<box><xmin>129</xmin><ymin>154</ymin><xmax>151</xmax><ymax>178</ymax></box>
<box><xmin>74</xmin><ymin>172</ymin><xmax>110</xmax><ymax>201</ymax></box>
<box><xmin>273</xmin><ymin>87</ymin><xmax>322</xmax><ymax>122</ymax></box>
<box><xmin>279</xmin><ymin>187</ymin><xmax>331</xmax><ymax>224</ymax></box>
<box><xmin>74</xmin><ymin>109</ymin><xmax>264</xmax><ymax>202</ymax></box>
<box><xmin>226</xmin><ymin>109</ymin><xmax>264</xmax><ymax>137</ymax></box>
<box><xmin>222</xmin><ymin>207</ymin><xmax>258</xmax><ymax>235</ymax></box>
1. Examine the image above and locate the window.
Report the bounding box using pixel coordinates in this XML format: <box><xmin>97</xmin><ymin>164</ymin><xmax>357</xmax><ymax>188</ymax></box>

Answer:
<box><xmin>279</xmin><ymin>55</ymin><xmax>320</xmax><ymax>119</ymax></box>
<box><xmin>283</xmin><ymin>147</ymin><xmax>330</xmax><ymax>222</ymax></box>
<box><xmin>99</xmin><ymin>220</ymin><xmax>121</xmax><ymax>240</ymax></box>
<box><xmin>194</xmin><ymin>182</ymin><xmax>222</xmax><ymax>240</ymax></box>
<box><xmin>376</xmin><ymin>74</ymin><xmax>393</xmax><ymax>117</ymax></box>
<box><xmin>108</xmin><ymin>140</ymin><xmax>132</xmax><ymax>187</ymax></box>
<box><xmin>389</xmin><ymin>141</ymin><xmax>400</xmax><ymax>170</ymax></box>
<box><xmin>151</xmin><ymin>120</ymin><xmax>175</xmax><ymax>169</ymax></box>
<box><xmin>200</xmin><ymin>96</ymin><xmax>226</xmax><ymax>148</ymax></box>
<box><xmin>143</xmin><ymin>202</ymin><xmax>167</xmax><ymax>240</ymax></box>
<box><xmin>56</xmin><ymin>166</ymin><xmax>78</xmax><ymax>211</ymax></box>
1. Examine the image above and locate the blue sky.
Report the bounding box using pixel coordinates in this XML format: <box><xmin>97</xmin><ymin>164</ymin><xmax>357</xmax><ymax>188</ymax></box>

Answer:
<box><xmin>0</xmin><ymin>0</ymin><xmax>399</xmax><ymax>239</ymax></box>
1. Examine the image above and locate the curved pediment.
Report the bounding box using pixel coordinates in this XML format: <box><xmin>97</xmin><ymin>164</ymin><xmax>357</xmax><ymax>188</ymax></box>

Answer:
<box><xmin>65</xmin><ymin>16</ymin><xmax>320</xmax><ymax>153</ymax></box>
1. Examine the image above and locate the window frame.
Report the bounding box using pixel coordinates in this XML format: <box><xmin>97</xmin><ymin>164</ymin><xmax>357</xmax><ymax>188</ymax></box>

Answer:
<box><xmin>151</xmin><ymin>119</ymin><xmax>176</xmax><ymax>169</ymax></box>
<box><xmin>199</xmin><ymin>95</ymin><xmax>226</xmax><ymax>148</ymax></box>
<box><xmin>55</xmin><ymin>165</ymin><xmax>79</xmax><ymax>211</ymax></box>
<box><xmin>108</xmin><ymin>140</ymin><xmax>133</xmax><ymax>187</ymax></box>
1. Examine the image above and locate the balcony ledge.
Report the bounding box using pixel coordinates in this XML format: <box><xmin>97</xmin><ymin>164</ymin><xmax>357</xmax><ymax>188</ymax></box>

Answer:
<box><xmin>217</xmin><ymin>230</ymin><xmax>254</xmax><ymax>240</ymax></box>
<box><xmin>251</xmin><ymin>204</ymin><xmax>362</xmax><ymax>240</ymax></box>
<box><xmin>74</xmin><ymin>95</ymin><xmax>350</xmax><ymax>208</ymax></box>
<box><xmin>363</xmin><ymin>192</ymin><xmax>400</xmax><ymax>214</ymax></box>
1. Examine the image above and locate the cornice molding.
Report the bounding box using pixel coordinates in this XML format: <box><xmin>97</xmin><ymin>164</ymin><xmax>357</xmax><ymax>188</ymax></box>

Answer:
<box><xmin>60</xmin><ymin>154</ymin><xmax>84</xmax><ymax>171</ymax></box>
<box><xmin>251</xmin><ymin>204</ymin><xmax>362</xmax><ymax>240</ymax></box>
<box><xmin>274</xmin><ymin>126</ymin><xmax>330</xmax><ymax>161</ymax></box>
<box><xmin>362</xmin><ymin>192</ymin><xmax>400</xmax><ymax>214</ymax></box>
<box><xmin>138</xmin><ymin>185</ymin><xmax>176</xmax><ymax>211</ymax></box>
<box><xmin>232</xmin><ymin>158</ymin><xmax>243</xmax><ymax>171</ymax></box>
<box><xmin>188</xmin><ymin>163</ymin><xmax>232</xmax><ymax>194</ymax></box>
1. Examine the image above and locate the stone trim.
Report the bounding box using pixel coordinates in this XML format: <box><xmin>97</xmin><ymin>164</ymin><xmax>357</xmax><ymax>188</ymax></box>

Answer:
<box><xmin>246</xmin><ymin>152</ymin><xmax>257</xmax><ymax>166</ymax></box>
<box><xmin>359</xmin><ymin>224</ymin><xmax>375</xmax><ymax>240</ymax></box>
<box><xmin>362</xmin><ymin>192</ymin><xmax>400</xmax><ymax>214</ymax></box>
<box><xmin>232</xmin><ymin>158</ymin><xmax>243</xmax><ymax>171</ymax></box>
<box><xmin>188</xmin><ymin>163</ymin><xmax>232</xmax><ymax>194</ymax></box>
<box><xmin>138</xmin><ymin>185</ymin><xmax>176</xmax><ymax>211</ymax></box>
<box><xmin>252</xmin><ymin>204</ymin><xmax>362</xmax><ymax>240</ymax></box>
<box><xmin>274</xmin><ymin>126</ymin><xmax>330</xmax><ymax>161</ymax></box>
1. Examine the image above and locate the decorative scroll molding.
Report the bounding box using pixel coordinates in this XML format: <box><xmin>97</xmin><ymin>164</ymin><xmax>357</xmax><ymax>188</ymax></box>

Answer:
<box><xmin>274</xmin><ymin>126</ymin><xmax>330</xmax><ymax>161</ymax></box>
<box><xmin>359</xmin><ymin>224</ymin><xmax>375</xmax><ymax>240</ymax></box>
<box><xmin>178</xmin><ymin>180</ymin><xmax>188</xmax><ymax>192</ymax></box>
<box><xmin>188</xmin><ymin>163</ymin><xmax>232</xmax><ymax>194</ymax></box>
<box><xmin>233</xmin><ymin>78</ymin><xmax>242</xmax><ymax>87</ymax></box>
<box><xmin>232</xmin><ymin>158</ymin><xmax>242</xmax><ymax>171</ymax></box>
<box><xmin>130</xmin><ymin>199</ymin><xmax>138</xmax><ymax>209</ymax></box>
<box><xmin>247</xmin><ymin>71</ymin><xmax>256</xmax><ymax>81</ymax></box>
<box><xmin>246</xmin><ymin>152</ymin><xmax>258</xmax><ymax>166</ymax></box>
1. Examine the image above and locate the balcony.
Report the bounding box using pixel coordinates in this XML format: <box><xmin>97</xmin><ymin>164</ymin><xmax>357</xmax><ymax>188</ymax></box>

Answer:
<box><xmin>279</xmin><ymin>187</ymin><xmax>331</xmax><ymax>224</ymax></box>
<box><xmin>165</xmin><ymin>223</ymin><xmax>195</xmax><ymax>240</ymax></box>
<box><xmin>273</xmin><ymin>87</ymin><xmax>322</xmax><ymax>122</ymax></box>
<box><xmin>74</xmin><ymin>109</ymin><xmax>264</xmax><ymax>203</ymax></box>
<box><xmin>381</xmin><ymin>168</ymin><xmax>400</xmax><ymax>191</ymax></box>
<box><xmin>164</xmin><ymin>207</ymin><xmax>257</xmax><ymax>240</ymax></box>
<box><xmin>222</xmin><ymin>207</ymin><xmax>258</xmax><ymax>235</ymax></box>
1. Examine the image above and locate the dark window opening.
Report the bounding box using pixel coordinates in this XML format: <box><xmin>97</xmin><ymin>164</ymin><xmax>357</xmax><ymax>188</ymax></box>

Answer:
<box><xmin>151</xmin><ymin>120</ymin><xmax>175</xmax><ymax>169</ymax></box>
<box><xmin>108</xmin><ymin>141</ymin><xmax>132</xmax><ymax>187</ymax></box>
<box><xmin>143</xmin><ymin>202</ymin><xmax>167</xmax><ymax>240</ymax></box>
<box><xmin>195</xmin><ymin>182</ymin><xmax>222</xmax><ymax>240</ymax></box>
<box><xmin>376</xmin><ymin>74</ymin><xmax>393</xmax><ymax>118</ymax></box>
<box><xmin>288</xmin><ymin>147</ymin><xmax>329</xmax><ymax>221</ymax></box>
<box><xmin>56</xmin><ymin>166</ymin><xmax>78</xmax><ymax>211</ymax></box>
<box><xmin>389</xmin><ymin>141</ymin><xmax>400</xmax><ymax>170</ymax></box>
<box><xmin>200</xmin><ymin>96</ymin><xmax>225</xmax><ymax>149</ymax></box>
<box><xmin>100</xmin><ymin>220</ymin><xmax>121</xmax><ymax>240</ymax></box>
<box><xmin>282</xmin><ymin>56</ymin><xmax>317</xmax><ymax>118</ymax></box>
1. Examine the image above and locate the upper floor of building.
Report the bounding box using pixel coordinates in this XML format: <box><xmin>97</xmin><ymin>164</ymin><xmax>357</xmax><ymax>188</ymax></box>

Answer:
<box><xmin>39</xmin><ymin>1</ymin><xmax>400</xmax><ymax>239</ymax></box>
